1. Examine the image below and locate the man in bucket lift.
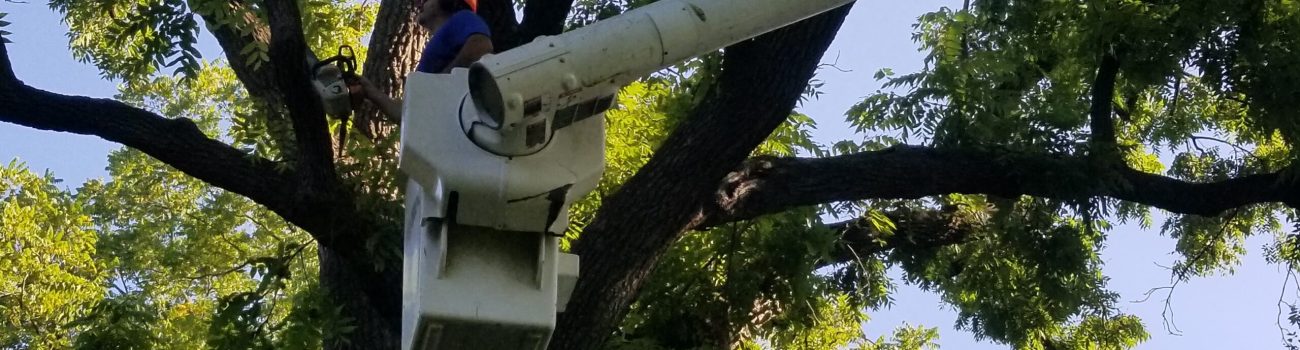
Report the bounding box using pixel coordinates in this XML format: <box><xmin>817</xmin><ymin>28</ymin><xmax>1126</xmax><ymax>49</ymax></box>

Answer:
<box><xmin>351</xmin><ymin>0</ymin><xmax>494</xmax><ymax>119</ymax></box>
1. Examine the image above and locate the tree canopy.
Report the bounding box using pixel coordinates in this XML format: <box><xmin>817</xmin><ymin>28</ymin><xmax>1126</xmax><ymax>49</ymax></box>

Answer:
<box><xmin>2</xmin><ymin>0</ymin><xmax>1300</xmax><ymax>349</ymax></box>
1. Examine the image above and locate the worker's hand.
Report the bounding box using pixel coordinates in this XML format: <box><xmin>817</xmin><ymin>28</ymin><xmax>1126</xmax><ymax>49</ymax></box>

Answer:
<box><xmin>345</xmin><ymin>75</ymin><xmax>365</xmax><ymax>91</ymax></box>
<box><xmin>346</xmin><ymin>75</ymin><xmax>382</xmax><ymax>101</ymax></box>
<box><xmin>344</xmin><ymin>75</ymin><xmax>403</xmax><ymax>121</ymax></box>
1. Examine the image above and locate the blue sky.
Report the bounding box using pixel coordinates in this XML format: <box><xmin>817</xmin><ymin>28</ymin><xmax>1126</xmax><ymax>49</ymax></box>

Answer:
<box><xmin>0</xmin><ymin>1</ymin><xmax>1290</xmax><ymax>349</ymax></box>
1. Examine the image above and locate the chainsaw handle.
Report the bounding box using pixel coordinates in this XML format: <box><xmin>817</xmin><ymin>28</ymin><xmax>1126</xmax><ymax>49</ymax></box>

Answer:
<box><xmin>312</xmin><ymin>45</ymin><xmax>357</xmax><ymax>76</ymax></box>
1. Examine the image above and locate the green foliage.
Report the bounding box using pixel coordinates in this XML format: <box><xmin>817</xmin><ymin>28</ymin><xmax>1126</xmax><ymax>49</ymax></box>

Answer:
<box><xmin>586</xmin><ymin>65</ymin><xmax>922</xmax><ymax>349</ymax></box>
<box><xmin>69</xmin><ymin>294</ymin><xmax>165</xmax><ymax>349</ymax></box>
<box><xmin>0</xmin><ymin>3</ymin><xmax>386</xmax><ymax>347</ymax></box>
<box><xmin>563</xmin><ymin>78</ymin><xmax>680</xmax><ymax>248</ymax></box>
<box><xmin>301</xmin><ymin>0</ymin><xmax>377</xmax><ymax>61</ymax></box>
<box><xmin>50</xmin><ymin>0</ymin><xmax>377</xmax><ymax>81</ymax></box>
<box><xmin>51</xmin><ymin>0</ymin><xmax>204</xmax><ymax>80</ymax></box>
<box><xmin>79</xmin><ymin>60</ymin><xmax>333</xmax><ymax>347</ymax></box>
<box><xmin>1045</xmin><ymin>314</ymin><xmax>1149</xmax><ymax>350</ymax></box>
<box><xmin>895</xmin><ymin>198</ymin><xmax>1127</xmax><ymax>347</ymax></box>
<box><xmin>1</xmin><ymin>60</ymin><xmax>351</xmax><ymax>347</ymax></box>
<box><xmin>0</xmin><ymin>161</ymin><xmax>105</xmax><ymax>349</ymax></box>
<box><xmin>567</xmin><ymin>0</ymin><xmax>659</xmax><ymax>28</ymax></box>
<box><xmin>0</xmin><ymin>12</ymin><xmax>11</xmax><ymax>43</ymax></box>
<box><xmin>616</xmin><ymin>208</ymin><xmax>850</xmax><ymax>348</ymax></box>
<box><xmin>843</xmin><ymin>1</ymin><xmax>1300</xmax><ymax>348</ymax></box>
<box><xmin>763</xmin><ymin>296</ymin><xmax>937</xmax><ymax>350</ymax></box>
<box><xmin>1161</xmin><ymin>205</ymin><xmax>1282</xmax><ymax>277</ymax></box>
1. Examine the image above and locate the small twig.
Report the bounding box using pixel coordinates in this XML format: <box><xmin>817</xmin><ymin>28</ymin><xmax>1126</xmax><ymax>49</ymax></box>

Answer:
<box><xmin>1131</xmin><ymin>264</ymin><xmax>1184</xmax><ymax>335</ymax></box>
<box><xmin>1186</xmin><ymin>137</ymin><xmax>1207</xmax><ymax>155</ymax></box>
<box><xmin>1177</xmin><ymin>210</ymin><xmax>1241</xmax><ymax>281</ymax></box>
<box><xmin>1188</xmin><ymin>135</ymin><xmax>1268</xmax><ymax>163</ymax></box>
<box><xmin>110</xmin><ymin>267</ymin><xmax>133</xmax><ymax>295</ymax></box>
<box><xmin>817</xmin><ymin>52</ymin><xmax>852</xmax><ymax>73</ymax></box>
<box><xmin>1162</xmin><ymin>286</ymin><xmax>1183</xmax><ymax>335</ymax></box>
<box><xmin>1168</xmin><ymin>72</ymin><xmax>1183</xmax><ymax>118</ymax></box>
<box><xmin>1132</xmin><ymin>286</ymin><xmax>1173</xmax><ymax>303</ymax></box>
<box><xmin>1277</xmin><ymin>265</ymin><xmax>1293</xmax><ymax>346</ymax></box>
<box><xmin>1139</xmin><ymin>210</ymin><xmax>1242</xmax><ymax>335</ymax></box>
<box><xmin>188</xmin><ymin>260</ymin><xmax>256</xmax><ymax>280</ymax></box>
<box><xmin>1292</xmin><ymin>268</ymin><xmax>1300</xmax><ymax>292</ymax></box>
<box><xmin>285</xmin><ymin>240</ymin><xmax>312</xmax><ymax>261</ymax></box>
<box><xmin>725</xmin><ymin>220</ymin><xmax>743</xmax><ymax>282</ymax></box>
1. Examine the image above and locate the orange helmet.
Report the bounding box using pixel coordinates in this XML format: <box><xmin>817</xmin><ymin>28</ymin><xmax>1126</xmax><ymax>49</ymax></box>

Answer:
<box><xmin>464</xmin><ymin>0</ymin><xmax>477</xmax><ymax>12</ymax></box>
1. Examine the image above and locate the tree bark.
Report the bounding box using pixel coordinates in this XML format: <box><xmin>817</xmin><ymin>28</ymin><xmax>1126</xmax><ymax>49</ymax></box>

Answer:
<box><xmin>514</xmin><ymin>0</ymin><xmax>576</xmax><ymax>48</ymax></box>
<box><xmin>356</xmin><ymin>0</ymin><xmax>428</xmax><ymax>137</ymax></box>
<box><xmin>265</xmin><ymin>0</ymin><xmax>338</xmax><ymax>186</ymax></box>
<box><xmin>1088</xmin><ymin>52</ymin><xmax>1121</xmax><ymax>154</ymax></box>
<box><xmin>320</xmin><ymin>248</ymin><xmax>401</xmax><ymax>349</ymax></box>
<box><xmin>193</xmin><ymin>0</ymin><xmax>300</xmax><ymax>152</ymax></box>
<box><xmin>196</xmin><ymin>0</ymin><xmax>279</xmax><ymax>104</ymax></box>
<box><xmin>478</xmin><ymin>0</ymin><xmax>523</xmax><ymax>50</ymax></box>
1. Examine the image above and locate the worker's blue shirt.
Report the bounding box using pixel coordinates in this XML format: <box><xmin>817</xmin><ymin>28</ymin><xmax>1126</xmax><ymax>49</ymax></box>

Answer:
<box><xmin>417</xmin><ymin>10</ymin><xmax>491</xmax><ymax>73</ymax></box>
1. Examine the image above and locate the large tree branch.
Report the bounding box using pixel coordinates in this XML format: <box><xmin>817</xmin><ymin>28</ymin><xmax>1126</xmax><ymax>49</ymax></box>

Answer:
<box><xmin>478</xmin><ymin>0</ymin><xmax>522</xmax><ymax>50</ymax></box>
<box><xmin>703</xmin><ymin>145</ymin><xmax>1300</xmax><ymax>228</ymax></box>
<box><xmin>0</xmin><ymin>40</ymin><xmax>305</xmax><ymax>227</ymax></box>
<box><xmin>262</xmin><ymin>2</ymin><xmax>407</xmax><ymax>337</ymax></box>
<box><xmin>2</xmin><ymin>38</ymin><xmax>401</xmax><ymax>341</ymax></box>
<box><xmin>516</xmin><ymin>0</ymin><xmax>575</xmax><ymax>47</ymax></box>
<box><xmin>194</xmin><ymin>1</ymin><xmax>302</xmax><ymax>155</ymax></box>
<box><xmin>1089</xmin><ymin>52</ymin><xmax>1120</xmax><ymax>152</ymax></box>
<box><xmin>0</xmin><ymin>94</ymin><xmax>297</xmax><ymax>217</ymax></box>
<box><xmin>196</xmin><ymin>0</ymin><xmax>279</xmax><ymax>102</ymax></box>
<box><xmin>553</xmin><ymin>5</ymin><xmax>854</xmax><ymax>349</ymax></box>
<box><xmin>264</xmin><ymin>0</ymin><xmax>338</xmax><ymax>186</ymax></box>
<box><xmin>0</xmin><ymin>37</ymin><xmax>390</xmax><ymax>257</ymax></box>
<box><xmin>0</xmin><ymin>39</ymin><xmax>13</xmax><ymax>84</ymax></box>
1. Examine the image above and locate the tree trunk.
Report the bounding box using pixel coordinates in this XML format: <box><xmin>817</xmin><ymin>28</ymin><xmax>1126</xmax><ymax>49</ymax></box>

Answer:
<box><xmin>550</xmin><ymin>5</ymin><xmax>854</xmax><ymax>349</ymax></box>
<box><xmin>357</xmin><ymin>0</ymin><xmax>427</xmax><ymax>138</ymax></box>
<box><xmin>320</xmin><ymin>247</ymin><xmax>402</xmax><ymax>350</ymax></box>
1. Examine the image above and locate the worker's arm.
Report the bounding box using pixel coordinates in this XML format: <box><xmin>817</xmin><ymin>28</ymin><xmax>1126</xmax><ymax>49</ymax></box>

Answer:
<box><xmin>352</xmin><ymin>75</ymin><xmax>403</xmax><ymax>122</ymax></box>
<box><xmin>353</xmin><ymin>34</ymin><xmax>491</xmax><ymax>121</ymax></box>
<box><xmin>440</xmin><ymin>34</ymin><xmax>494</xmax><ymax>74</ymax></box>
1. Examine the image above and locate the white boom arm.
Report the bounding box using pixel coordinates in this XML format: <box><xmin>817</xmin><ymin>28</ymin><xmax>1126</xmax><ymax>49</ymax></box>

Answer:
<box><xmin>399</xmin><ymin>1</ymin><xmax>851</xmax><ymax>349</ymax></box>
<box><xmin>466</xmin><ymin>0</ymin><xmax>854</xmax><ymax>156</ymax></box>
